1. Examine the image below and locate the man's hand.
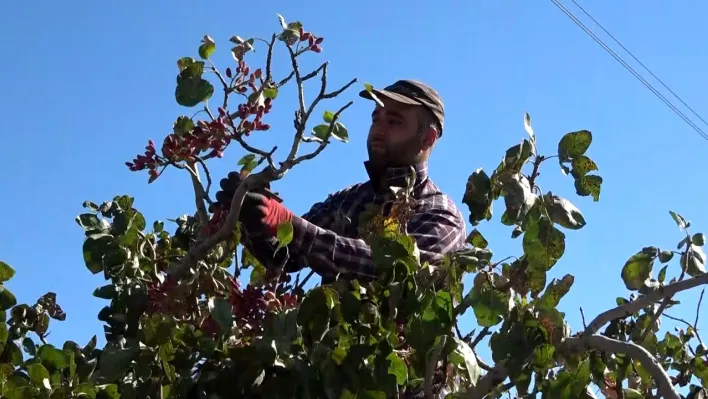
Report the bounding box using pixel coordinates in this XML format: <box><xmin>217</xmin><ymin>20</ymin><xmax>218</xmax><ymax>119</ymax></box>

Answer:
<box><xmin>212</xmin><ymin>172</ymin><xmax>293</xmax><ymax>237</ymax></box>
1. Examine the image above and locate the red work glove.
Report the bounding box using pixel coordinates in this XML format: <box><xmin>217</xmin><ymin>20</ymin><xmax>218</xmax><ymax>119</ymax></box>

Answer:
<box><xmin>212</xmin><ymin>172</ymin><xmax>293</xmax><ymax>237</ymax></box>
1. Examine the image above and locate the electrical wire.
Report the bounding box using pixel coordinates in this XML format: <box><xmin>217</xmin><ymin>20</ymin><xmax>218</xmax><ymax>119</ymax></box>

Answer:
<box><xmin>549</xmin><ymin>0</ymin><xmax>708</xmax><ymax>141</ymax></box>
<box><xmin>570</xmin><ymin>0</ymin><xmax>708</xmax><ymax>131</ymax></box>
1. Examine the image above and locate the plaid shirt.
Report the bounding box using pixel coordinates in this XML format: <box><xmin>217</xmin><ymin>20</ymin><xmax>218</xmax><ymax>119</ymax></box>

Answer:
<box><xmin>245</xmin><ymin>161</ymin><xmax>468</xmax><ymax>283</ymax></box>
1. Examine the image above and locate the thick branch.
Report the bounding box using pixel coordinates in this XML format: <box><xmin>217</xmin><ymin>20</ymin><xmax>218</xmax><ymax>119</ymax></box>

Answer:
<box><xmin>168</xmin><ymin>168</ymin><xmax>275</xmax><ymax>278</ymax></box>
<box><xmin>560</xmin><ymin>335</ymin><xmax>679</xmax><ymax>399</ymax></box>
<box><xmin>585</xmin><ymin>272</ymin><xmax>708</xmax><ymax>335</ymax></box>
<box><xmin>425</xmin><ymin>335</ymin><xmax>447</xmax><ymax>398</ymax></box>
<box><xmin>461</xmin><ymin>364</ymin><xmax>508</xmax><ymax>399</ymax></box>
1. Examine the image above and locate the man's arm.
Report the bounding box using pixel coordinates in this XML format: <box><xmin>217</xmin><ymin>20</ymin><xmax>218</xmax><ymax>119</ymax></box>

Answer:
<box><xmin>288</xmin><ymin>201</ymin><xmax>467</xmax><ymax>281</ymax></box>
<box><xmin>239</xmin><ymin>188</ymin><xmax>350</xmax><ymax>272</ymax></box>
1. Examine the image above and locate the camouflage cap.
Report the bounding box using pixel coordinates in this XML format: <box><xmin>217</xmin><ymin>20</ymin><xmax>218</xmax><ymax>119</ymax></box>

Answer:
<box><xmin>359</xmin><ymin>79</ymin><xmax>445</xmax><ymax>137</ymax></box>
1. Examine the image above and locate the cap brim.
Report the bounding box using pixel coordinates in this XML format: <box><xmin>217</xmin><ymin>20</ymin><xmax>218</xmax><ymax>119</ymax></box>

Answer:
<box><xmin>359</xmin><ymin>89</ymin><xmax>423</xmax><ymax>106</ymax></box>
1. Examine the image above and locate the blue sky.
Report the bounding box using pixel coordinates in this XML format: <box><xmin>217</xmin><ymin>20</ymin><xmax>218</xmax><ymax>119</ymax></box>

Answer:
<box><xmin>1</xmin><ymin>0</ymin><xmax>707</xmax><ymax>388</ymax></box>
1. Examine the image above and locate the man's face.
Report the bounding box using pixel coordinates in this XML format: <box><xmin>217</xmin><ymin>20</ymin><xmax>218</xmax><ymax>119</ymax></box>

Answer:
<box><xmin>366</xmin><ymin>98</ymin><xmax>425</xmax><ymax>167</ymax></box>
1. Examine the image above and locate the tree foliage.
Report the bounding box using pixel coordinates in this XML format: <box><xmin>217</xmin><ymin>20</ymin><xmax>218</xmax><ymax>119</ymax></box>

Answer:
<box><xmin>1</xmin><ymin>15</ymin><xmax>707</xmax><ymax>399</ymax></box>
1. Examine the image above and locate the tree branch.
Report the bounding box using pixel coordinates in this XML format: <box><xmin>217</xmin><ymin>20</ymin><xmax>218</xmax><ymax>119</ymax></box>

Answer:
<box><xmin>167</xmin><ymin>37</ymin><xmax>357</xmax><ymax>280</ymax></box>
<box><xmin>461</xmin><ymin>364</ymin><xmax>508</xmax><ymax>399</ymax></box>
<box><xmin>560</xmin><ymin>335</ymin><xmax>679</xmax><ymax>399</ymax></box>
<box><xmin>584</xmin><ymin>272</ymin><xmax>708</xmax><ymax>335</ymax></box>
<box><xmin>425</xmin><ymin>335</ymin><xmax>447</xmax><ymax>399</ymax></box>
<box><xmin>469</xmin><ymin>327</ymin><xmax>491</xmax><ymax>350</ymax></box>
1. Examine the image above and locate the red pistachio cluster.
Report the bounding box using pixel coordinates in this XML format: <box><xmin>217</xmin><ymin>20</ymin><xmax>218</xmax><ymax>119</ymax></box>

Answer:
<box><xmin>162</xmin><ymin>118</ymin><xmax>232</xmax><ymax>162</ymax></box>
<box><xmin>299</xmin><ymin>27</ymin><xmax>324</xmax><ymax>53</ymax></box>
<box><xmin>125</xmin><ymin>140</ymin><xmax>162</xmax><ymax>180</ymax></box>
<box><xmin>126</xmin><ymin>58</ymin><xmax>275</xmax><ymax>181</ymax></box>
<box><xmin>201</xmin><ymin>207</ymin><xmax>228</xmax><ymax>236</ymax></box>
<box><xmin>146</xmin><ymin>276</ymin><xmax>178</xmax><ymax>314</ymax></box>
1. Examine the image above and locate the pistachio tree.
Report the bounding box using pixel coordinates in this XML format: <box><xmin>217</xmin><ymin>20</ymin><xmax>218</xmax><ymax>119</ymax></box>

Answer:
<box><xmin>0</xmin><ymin>14</ymin><xmax>706</xmax><ymax>399</ymax></box>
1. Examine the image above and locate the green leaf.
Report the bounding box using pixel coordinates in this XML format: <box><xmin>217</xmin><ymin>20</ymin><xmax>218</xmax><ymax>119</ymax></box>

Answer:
<box><xmin>153</xmin><ymin>220</ymin><xmax>164</xmax><ymax>233</ymax></box>
<box><xmin>467</xmin><ymin>273</ymin><xmax>511</xmax><ymax>327</ymax></box>
<box><xmin>499</xmin><ymin>173</ymin><xmax>538</xmax><ymax>225</ymax></box>
<box><xmin>250</xmin><ymin>263</ymin><xmax>267</xmax><ymax>286</ymax></box>
<box><xmin>332</xmin><ymin>122</ymin><xmax>349</xmax><ymax>143</ymax></box>
<box><xmin>208</xmin><ymin>297</ymin><xmax>233</xmax><ymax>331</ymax></box>
<box><xmin>621</xmin><ymin>252</ymin><xmax>654</xmax><ymax>291</ymax></box>
<box><xmin>323</xmin><ymin>110</ymin><xmax>335</xmax><ymax>123</ymax></box>
<box><xmin>523</xmin><ymin>218</ymin><xmax>566</xmax><ymax>271</ymax></box>
<box><xmin>669</xmin><ymin>211</ymin><xmax>688</xmax><ymax>230</ymax></box>
<box><xmin>681</xmin><ymin>244</ymin><xmax>706</xmax><ymax>277</ymax></box>
<box><xmin>82</xmin><ymin>234</ymin><xmax>112</xmax><ymax>275</ymax></box>
<box><xmin>76</xmin><ymin>214</ymin><xmax>101</xmax><ymax>231</ymax></box>
<box><xmin>502</xmin><ymin>139</ymin><xmax>532</xmax><ymax>173</ymax></box>
<box><xmin>83</xmin><ymin>201</ymin><xmax>100</xmax><ymax>211</ymax></box>
<box><xmin>537</xmin><ymin>274</ymin><xmax>574</xmax><ymax>311</ymax></box>
<box><xmin>37</xmin><ymin>344</ymin><xmax>69</xmax><ymax>371</ymax></box>
<box><xmin>93</xmin><ymin>284</ymin><xmax>117</xmax><ymax>300</ymax></box>
<box><xmin>175</xmin><ymin>64</ymin><xmax>214</xmax><ymax>107</ymax></box>
<box><xmin>0</xmin><ymin>285</ymin><xmax>17</xmax><ymax>310</ymax></box>
<box><xmin>692</xmin><ymin>233</ymin><xmax>706</xmax><ymax>246</ymax></box>
<box><xmin>312</xmin><ymin>124</ymin><xmax>331</xmax><ymax>141</ymax></box>
<box><xmin>173</xmin><ymin>115</ymin><xmax>195</xmax><ymax>135</ymax></box>
<box><xmin>263</xmin><ymin>87</ymin><xmax>278</xmax><ymax>99</ymax></box>
<box><xmin>92</xmin><ymin>341</ymin><xmax>139</xmax><ymax>384</ymax></box>
<box><xmin>574</xmin><ymin>175</ymin><xmax>603</xmax><ymax>202</ymax></box>
<box><xmin>22</xmin><ymin>338</ymin><xmax>36</xmax><ymax>356</ymax></box>
<box><xmin>198</xmin><ymin>35</ymin><xmax>216</xmax><ymax>59</ymax></box>
<box><xmin>238</xmin><ymin>154</ymin><xmax>256</xmax><ymax>166</ymax></box>
<box><xmin>658</xmin><ymin>250</ymin><xmax>673</xmax><ymax>263</ymax></box>
<box><xmin>276</xmin><ymin>221</ymin><xmax>294</xmax><ymax>249</ymax></box>
<box><xmin>449</xmin><ymin>337</ymin><xmax>481</xmax><ymax>386</ymax></box>
<box><xmin>462</xmin><ymin>168</ymin><xmax>493</xmax><ymax>226</ymax></box>
<box><xmin>558</xmin><ymin>130</ymin><xmax>592</xmax><ymax>161</ymax></box>
<box><xmin>658</xmin><ymin>265</ymin><xmax>668</xmax><ymax>283</ymax></box>
<box><xmin>386</xmin><ymin>353</ymin><xmax>408</xmax><ymax>385</ymax></box>
<box><xmin>545</xmin><ymin>193</ymin><xmax>586</xmax><ymax>230</ymax></box>
<box><xmin>97</xmin><ymin>384</ymin><xmax>121</xmax><ymax>399</ymax></box>
<box><xmin>27</xmin><ymin>363</ymin><xmax>50</xmax><ymax>389</ymax></box>
<box><xmin>623</xmin><ymin>388</ymin><xmax>645</xmax><ymax>399</ymax></box>
<box><xmin>570</xmin><ymin>155</ymin><xmax>598</xmax><ymax>178</ymax></box>
<box><xmin>0</xmin><ymin>261</ymin><xmax>15</xmax><ymax>283</ymax></box>
<box><xmin>466</xmin><ymin>229</ymin><xmax>488</xmax><ymax>249</ymax></box>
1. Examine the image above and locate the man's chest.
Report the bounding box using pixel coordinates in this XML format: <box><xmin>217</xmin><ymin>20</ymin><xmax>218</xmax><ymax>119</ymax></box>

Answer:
<box><xmin>326</xmin><ymin>190</ymin><xmax>390</xmax><ymax>239</ymax></box>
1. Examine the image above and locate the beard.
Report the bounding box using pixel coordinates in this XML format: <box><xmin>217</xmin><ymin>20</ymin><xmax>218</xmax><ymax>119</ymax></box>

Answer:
<box><xmin>367</xmin><ymin>134</ymin><xmax>423</xmax><ymax>168</ymax></box>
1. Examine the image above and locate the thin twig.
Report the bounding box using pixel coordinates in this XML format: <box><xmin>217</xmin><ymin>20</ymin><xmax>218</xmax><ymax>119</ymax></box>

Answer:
<box><xmin>288</xmin><ymin>101</ymin><xmax>354</xmax><ymax>166</ymax></box>
<box><xmin>295</xmin><ymin>270</ymin><xmax>315</xmax><ymax>292</ymax></box>
<box><xmin>470</xmin><ymin>327</ymin><xmax>490</xmax><ymax>350</ymax></box>
<box><xmin>695</xmin><ymin>287</ymin><xmax>704</xmax><ymax>327</ymax></box>
<box><xmin>208</xmin><ymin>60</ymin><xmax>230</xmax><ymax>109</ymax></box>
<box><xmin>264</xmin><ymin>34</ymin><xmax>277</xmax><ymax>82</ymax></box>
<box><xmin>185</xmin><ymin>161</ymin><xmax>209</xmax><ymax>226</ymax></box>
<box><xmin>580</xmin><ymin>307</ymin><xmax>587</xmax><ymax>329</ymax></box>
<box><xmin>193</xmin><ymin>156</ymin><xmax>213</xmax><ymax>206</ymax></box>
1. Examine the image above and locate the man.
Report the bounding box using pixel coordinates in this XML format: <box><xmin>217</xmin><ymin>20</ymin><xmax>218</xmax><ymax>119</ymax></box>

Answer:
<box><xmin>214</xmin><ymin>79</ymin><xmax>467</xmax><ymax>284</ymax></box>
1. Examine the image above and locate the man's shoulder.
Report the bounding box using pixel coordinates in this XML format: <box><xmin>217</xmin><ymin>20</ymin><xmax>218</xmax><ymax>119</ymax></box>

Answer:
<box><xmin>417</xmin><ymin>179</ymin><xmax>463</xmax><ymax>214</ymax></box>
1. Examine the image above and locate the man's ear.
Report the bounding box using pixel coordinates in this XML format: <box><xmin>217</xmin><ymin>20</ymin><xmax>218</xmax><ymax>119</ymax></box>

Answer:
<box><xmin>421</xmin><ymin>127</ymin><xmax>437</xmax><ymax>150</ymax></box>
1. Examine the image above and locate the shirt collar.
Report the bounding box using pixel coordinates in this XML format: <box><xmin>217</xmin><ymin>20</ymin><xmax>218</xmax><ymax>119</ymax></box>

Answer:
<box><xmin>364</xmin><ymin>160</ymin><xmax>429</xmax><ymax>192</ymax></box>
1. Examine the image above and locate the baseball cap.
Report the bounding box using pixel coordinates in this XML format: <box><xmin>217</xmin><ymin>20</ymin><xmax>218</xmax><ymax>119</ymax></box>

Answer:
<box><xmin>359</xmin><ymin>79</ymin><xmax>445</xmax><ymax>137</ymax></box>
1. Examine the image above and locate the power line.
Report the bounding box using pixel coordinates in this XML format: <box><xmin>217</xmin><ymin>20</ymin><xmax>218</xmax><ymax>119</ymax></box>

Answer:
<box><xmin>569</xmin><ymin>0</ymin><xmax>708</xmax><ymax>131</ymax></box>
<box><xmin>549</xmin><ymin>0</ymin><xmax>708</xmax><ymax>141</ymax></box>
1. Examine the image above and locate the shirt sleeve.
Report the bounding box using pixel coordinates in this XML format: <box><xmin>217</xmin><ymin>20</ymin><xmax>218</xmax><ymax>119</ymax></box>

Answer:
<box><xmin>289</xmin><ymin>200</ymin><xmax>468</xmax><ymax>281</ymax></box>
<box><xmin>239</xmin><ymin>188</ymin><xmax>350</xmax><ymax>272</ymax></box>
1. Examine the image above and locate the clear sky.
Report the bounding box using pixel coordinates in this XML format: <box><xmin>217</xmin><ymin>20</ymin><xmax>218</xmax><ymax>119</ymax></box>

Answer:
<box><xmin>1</xmin><ymin>0</ymin><xmax>707</xmax><ymax>391</ymax></box>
